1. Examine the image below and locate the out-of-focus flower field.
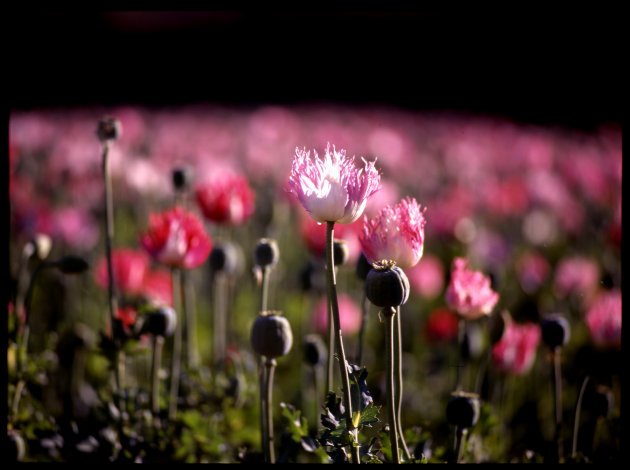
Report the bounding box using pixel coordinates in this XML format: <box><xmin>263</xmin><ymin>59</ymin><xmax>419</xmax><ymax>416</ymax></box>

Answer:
<box><xmin>7</xmin><ymin>104</ymin><xmax>621</xmax><ymax>463</ymax></box>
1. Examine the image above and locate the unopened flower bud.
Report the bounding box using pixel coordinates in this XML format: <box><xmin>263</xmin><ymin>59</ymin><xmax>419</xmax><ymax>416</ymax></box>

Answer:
<box><xmin>333</xmin><ymin>239</ymin><xmax>349</xmax><ymax>266</ymax></box>
<box><xmin>250</xmin><ymin>311</ymin><xmax>293</xmax><ymax>358</ymax></box>
<box><xmin>209</xmin><ymin>242</ymin><xmax>243</xmax><ymax>275</ymax></box>
<box><xmin>172</xmin><ymin>166</ymin><xmax>193</xmax><ymax>192</ymax></box>
<box><xmin>140</xmin><ymin>306</ymin><xmax>177</xmax><ymax>337</ymax></box>
<box><xmin>355</xmin><ymin>252</ymin><xmax>372</xmax><ymax>281</ymax></box>
<box><xmin>540</xmin><ymin>314</ymin><xmax>571</xmax><ymax>349</ymax></box>
<box><xmin>254</xmin><ymin>238</ymin><xmax>279</xmax><ymax>268</ymax></box>
<box><xmin>446</xmin><ymin>391</ymin><xmax>480</xmax><ymax>429</ymax></box>
<box><xmin>96</xmin><ymin>116</ymin><xmax>122</xmax><ymax>142</ymax></box>
<box><xmin>365</xmin><ymin>260</ymin><xmax>410</xmax><ymax>308</ymax></box>
<box><xmin>303</xmin><ymin>334</ymin><xmax>327</xmax><ymax>366</ymax></box>
<box><xmin>54</xmin><ymin>256</ymin><xmax>90</xmax><ymax>274</ymax></box>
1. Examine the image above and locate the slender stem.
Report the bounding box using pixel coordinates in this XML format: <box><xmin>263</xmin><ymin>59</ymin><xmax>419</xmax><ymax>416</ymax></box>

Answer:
<box><xmin>395</xmin><ymin>307</ymin><xmax>412</xmax><ymax>461</ymax></box>
<box><xmin>325</xmin><ymin>222</ymin><xmax>360</xmax><ymax>464</ymax></box>
<box><xmin>265</xmin><ymin>358</ymin><xmax>277</xmax><ymax>463</ymax></box>
<box><xmin>553</xmin><ymin>348</ymin><xmax>564</xmax><ymax>462</ymax></box>
<box><xmin>454</xmin><ymin>427</ymin><xmax>465</xmax><ymax>463</ymax></box>
<box><xmin>260</xmin><ymin>266</ymin><xmax>270</xmax><ymax>312</ymax></box>
<box><xmin>181</xmin><ymin>270</ymin><xmax>199</xmax><ymax>370</ymax></box>
<box><xmin>356</xmin><ymin>292</ymin><xmax>369</xmax><ymax>366</ymax></box>
<box><xmin>455</xmin><ymin>318</ymin><xmax>466</xmax><ymax>391</ymax></box>
<box><xmin>168</xmin><ymin>268</ymin><xmax>183</xmax><ymax>421</ymax></box>
<box><xmin>385</xmin><ymin>309</ymin><xmax>400</xmax><ymax>464</ymax></box>
<box><xmin>259</xmin><ymin>356</ymin><xmax>269</xmax><ymax>462</ymax></box>
<box><xmin>326</xmin><ymin>299</ymin><xmax>335</xmax><ymax>393</ymax></box>
<box><xmin>572</xmin><ymin>376</ymin><xmax>590</xmax><ymax>458</ymax></box>
<box><xmin>312</xmin><ymin>364</ymin><xmax>321</xmax><ymax>431</ymax></box>
<box><xmin>151</xmin><ymin>335</ymin><xmax>164</xmax><ymax>417</ymax></box>
<box><xmin>213</xmin><ymin>273</ymin><xmax>227</xmax><ymax>367</ymax></box>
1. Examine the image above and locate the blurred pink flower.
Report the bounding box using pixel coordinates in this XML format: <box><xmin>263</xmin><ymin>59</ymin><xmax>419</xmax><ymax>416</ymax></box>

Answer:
<box><xmin>195</xmin><ymin>171</ymin><xmax>255</xmax><ymax>225</ymax></box>
<box><xmin>300</xmin><ymin>215</ymin><xmax>362</xmax><ymax>263</ymax></box>
<box><xmin>445</xmin><ymin>257</ymin><xmax>499</xmax><ymax>320</ymax></box>
<box><xmin>585</xmin><ymin>289</ymin><xmax>621</xmax><ymax>349</ymax></box>
<box><xmin>94</xmin><ymin>248</ymin><xmax>150</xmax><ymax>296</ymax></box>
<box><xmin>288</xmin><ymin>143</ymin><xmax>380</xmax><ymax>224</ymax></box>
<box><xmin>142</xmin><ymin>269</ymin><xmax>174</xmax><ymax>306</ymax></box>
<box><xmin>363</xmin><ymin>180</ymin><xmax>400</xmax><ymax>218</ymax></box>
<box><xmin>553</xmin><ymin>256</ymin><xmax>600</xmax><ymax>301</ymax></box>
<box><xmin>360</xmin><ymin>197</ymin><xmax>427</xmax><ymax>269</ymax></box>
<box><xmin>312</xmin><ymin>293</ymin><xmax>362</xmax><ymax>336</ymax></box>
<box><xmin>53</xmin><ymin>207</ymin><xmax>100</xmax><ymax>251</ymax></box>
<box><xmin>140</xmin><ymin>206</ymin><xmax>212</xmax><ymax>269</ymax></box>
<box><xmin>516</xmin><ymin>251</ymin><xmax>550</xmax><ymax>294</ymax></box>
<box><xmin>407</xmin><ymin>254</ymin><xmax>445</xmax><ymax>300</ymax></box>
<box><xmin>492</xmin><ymin>316</ymin><xmax>541</xmax><ymax>375</ymax></box>
<box><xmin>424</xmin><ymin>307</ymin><xmax>459</xmax><ymax>343</ymax></box>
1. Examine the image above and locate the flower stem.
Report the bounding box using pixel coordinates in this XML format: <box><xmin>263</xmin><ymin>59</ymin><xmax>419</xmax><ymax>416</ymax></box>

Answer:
<box><xmin>552</xmin><ymin>348</ymin><xmax>564</xmax><ymax>462</ymax></box>
<box><xmin>326</xmin><ymin>300</ymin><xmax>335</xmax><ymax>393</ymax></box>
<box><xmin>572</xmin><ymin>375</ymin><xmax>590</xmax><ymax>458</ymax></box>
<box><xmin>312</xmin><ymin>364</ymin><xmax>321</xmax><ymax>431</ymax></box>
<box><xmin>453</xmin><ymin>426</ymin><xmax>465</xmax><ymax>463</ymax></box>
<box><xmin>326</xmin><ymin>222</ymin><xmax>360</xmax><ymax>464</ymax></box>
<box><xmin>259</xmin><ymin>355</ymin><xmax>269</xmax><ymax>462</ymax></box>
<box><xmin>181</xmin><ymin>270</ymin><xmax>199</xmax><ymax>370</ymax></box>
<box><xmin>384</xmin><ymin>308</ymin><xmax>400</xmax><ymax>464</ymax></box>
<box><xmin>455</xmin><ymin>319</ymin><xmax>466</xmax><ymax>391</ymax></box>
<box><xmin>356</xmin><ymin>291</ymin><xmax>369</xmax><ymax>366</ymax></box>
<box><xmin>168</xmin><ymin>268</ymin><xmax>183</xmax><ymax>421</ymax></box>
<box><xmin>395</xmin><ymin>307</ymin><xmax>412</xmax><ymax>461</ymax></box>
<box><xmin>151</xmin><ymin>335</ymin><xmax>164</xmax><ymax>417</ymax></box>
<box><xmin>264</xmin><ymin>358</ymin><xmax>277</xmax><ymax>463</ymax></box>
<box><xmin>213</xmin><ymin>273</ymin><xmax>227</xmax><ymax>367</ymax></box>
<box><xmin>260</xmin><ymin>265</ymin><xmax>270</xmax><ymax>312</ymax></box>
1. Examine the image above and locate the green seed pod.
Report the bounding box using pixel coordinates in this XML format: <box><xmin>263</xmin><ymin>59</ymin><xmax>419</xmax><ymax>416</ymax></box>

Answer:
<box><xmin>96</xmin><ymin>116</ymin><xmax>122</xmax><ymax>142</ymax></box>
<box><xmin>446</xmin><ymin>391</ymin><xmax>480</xmax><ymax>429</ymax></box>
<box><xmin>254</xmin><ymin>238</ymin><xmax>280</xmax><ymax>268</ymax></box>
<box><xmin>365</xmin><ymin>260</ymin><xmax>410</xmax><ymax>308</ymax></box>
<box><xmin>250</xmin><ymin>311</ymin><xmax>293</xmax><ymax>358</ymax></box>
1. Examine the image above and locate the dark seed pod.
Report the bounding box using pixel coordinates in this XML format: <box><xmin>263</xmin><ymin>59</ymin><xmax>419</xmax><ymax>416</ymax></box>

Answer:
<box><xmin>299</xmin><ymin>259</ymin><xmax>325</xmax><ymax>293</ymax></box>
<box><xmin>591</xmin><ymin>385</ymin><xmax>613</xmax><ymax>418</ymax></box>
<box><xmin>8</xmin><ymin>430</ymin><xmax>26</xmax><ymax>461</ymax></box>
<box><xmin>209</xmin><ymin>242</ymin><xmax>243</xmax><ymax>275</ymax></box>
<box><xmin>355</xmin><ymin>252</ymin><xmax>372</xmax><ymax>281</ymax></box>
<box><xmin>303</xmin><ymin>334</ymin><xmax>327</xmax><ymax>366</ymax></box>
<box><xmin>540</xmin><ymin>313</ymin><xmax>571</xmax><ymax>349</ymax></box>
<box><xmin>140</xmin><ymin>306</ymin><xmax>177</xmax><ymax>337</ymax></box>
<box><xmin>446</xmin><ymin>391</ymin><xmax>480</xmax><ymax>429</ymax></box>
<box><xmin>250</xmin><ymin>311</ymin><xmax>293</xmax><ymax>358</ymax></box>
<box><xmin>172</xmin><ymin>166</ymin><xmax>193</xmax><ymax>192</ymax></box>
<box><xmin>96</xmin><ymin>116</ymin><xmax>122</xmax><ymax>142</ymax></box>
<box><xmin>333</xmin><ymin>239</ymin><xmax>349</xmax><ymax>266</ymax></box>
<box><xmin>365</xmin><ymin>261</ymin><xmax>410</xmax><ymax>308</ymax></box>
<box><xmin>254</xmin><ymin>238</ymin><xmax>280</xmax><ymax>268</ymax></box>
<box><xmin>54</xmin><ymin>256</ymin><xmax>90</xmax><ymax>274</ymax></box>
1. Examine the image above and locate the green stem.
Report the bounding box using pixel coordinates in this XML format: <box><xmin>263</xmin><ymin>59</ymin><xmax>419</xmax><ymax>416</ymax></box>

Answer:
<box><xmin>151</xmin><ymin>335</ymin><xmax>164</xmax><ymax>417</ymax></box>
<box><xmin>259</xmin><ymin>355</ymin><xmax>269</xmax><ymax>462</ymax></box>
<box><xmin>326</xmin><ymin>222</ymin><xmax>360</xmax><ymax>464</ymax></box>
<box><xmin>168</xmin><ymin>268</ymin><xmax>183</xmax><ymax>421</ymax></box>
<box><xmin>261</xmin><ymin>266</ymin><xmax>270</xmax><ymax>312</ymax></box>
<box><xmin>553</xmin><ymin>348</ymin><xmax>564</xmax><ymax>462</ymax></box>
<box><xmin>572</xmin><ymin>375</ymin><xmax>590</xmax><ymax>458</ymax></box>
<box><xmin>326</xmin><ymin>300</ymin><xmax>335</xmax><ymax>393</ymax></box>
<box><xmin>213</xmin><ymin>273</ymin><xmax>227</xmax><ymax>367</ymax></box>
<box><xmin>265</xmin><ymin>358</ymin><xmax>277</xmax><ymax>463</ymax></box>
<box><xmin>356</xmin><ymin>291</ymin><xmax>369</xmax><ymax>366</ymax></box>
<box><xmin>181</xmin><ymin>270</ymin><xmax>199</xmax><ymax>370</ymax></box>
<box><xmin>455</xmin><ymin>319</ymin><xmax>466</xmax><ymax>391</ymax></box>
<box><xmin>395</xmin><ymin>307</ymin><xmax>412</xmax><ymax>461</ymax></box>
<box><xmin>385</xmin><ymin>308</ymin><xmax>400</xmax><ymax>464</ymax></box>
<box><xmin>454</xmin><ymin>427</ymin><xmax>465</xmax><ymax>463</ymax></box>
<box><xmin>312</xmin><ymin>364</ymin><xmax>321</xmax><ymax>432</ymax></box>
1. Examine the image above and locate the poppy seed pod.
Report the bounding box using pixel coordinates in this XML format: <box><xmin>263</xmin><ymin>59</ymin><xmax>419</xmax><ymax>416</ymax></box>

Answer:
<box><xmin>591</xmin><ymin>385</ymin><xmax>614</xmax><ymax>418</ymax></box>
<box><xmin>333</xmin><ymin>239</ymin><xmax>349</xmax><ymax>266</ymax></box>
<box><xmin>96</xmin><ymin>116</ymin><xmax>122</xmax><ymax>142</ymax></box>
<box><xmin>54</xmin><ymin>256</ymin><xmax>90</xmax><ymax>274</ymax></box>
<box><xmin>299</xmin><ymin>259</ymin><xmax>325</xmax><ymax>293</ymax></box>
<box><xmin>140</xmin><ymin>306</ymin><xmax>177</xmax><ymax>338</ymax></box>
<box><xmin>365</xmin><ymin>260</ymin><xmax>410</xmax><ymax>308</ymax></box>
<box><xmin>250</xmin><ymin>312</ymin><xmax>293</xmax><ymax>358</ymax></box>
<box><xmin>254</xmin><ymin>238</ymin><xmax>279</xmax><ymax>268</ymax></box>
<box><xmin>355</xmin><ymin>252</ymin><xmax>372</xmax><ymax>281</ymax></box>
<box><xmin>540</xmin><ymin>314</ymin><xmax>571</xmax><ymax>349</ymax></box>
<box><xmin>446</xmin><ymin>391</ymin><xmax>480</xmax><ymax>429</ymax></box>
<box><xmin>303</xmin><ymin>334</ymin><xmax>327</xmax><ymax>366</ymax></box>
<box><xmin>209</xmin><ymin>242</ymin><xmax>243</xmax><ymax>275</ymax></box>
<box><xmin>172</xmin><ymin>166</ymin><xmax>193</xmax><ymax>192</ymax></box>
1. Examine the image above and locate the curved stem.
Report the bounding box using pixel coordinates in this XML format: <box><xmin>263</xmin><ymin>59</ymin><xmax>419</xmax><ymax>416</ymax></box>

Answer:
<box><xmin>572</xmin><ymin>375</ymin><xmax>590</xmax><ymax>458</ymax></box>
<box><xmin>454</xmin><ymin>427</ymin><xmax>465</xmax><ymax>463</ymax></box>
<box><xmin>356</xmin><ymin>291</ymin><xmax>369</xmax><ymax>366</ymax></box>
<box><xmin>326</xmin><ymin>222</ymin><xmax>360</xmax><ymax>464</ymax></box>
<box><xmin>385</xmin><ymin>309</ymin><xmax>400</xmax><ymax>464</ymax></box>
<box><xmin>151</xmin><ymin>335</ymin><xmax>164</xmax><ymax>417</ymax></box>
<box><xmin>395</xmin><ymin>307</ymin><xmax>412</xmax><ymax>461</ymax></box>
<box><xmin>168</xmin><ymin>268</ymin><xmax>183</xmax><ymax>421</ymax></box>
<box><xmin>265</xmin><ymin>358</ymin><xmax>277</xmax><ymax>463</ymax></box>
<box><xmin>553</xmin><ymin>348</ymin><xmax>564</xmax><ymax>462</ymax></box>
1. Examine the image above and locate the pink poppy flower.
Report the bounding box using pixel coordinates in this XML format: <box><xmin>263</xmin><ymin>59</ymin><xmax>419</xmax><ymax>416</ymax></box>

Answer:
<box><xmin>195</xmin><ymin>171</ymin><xmax>255</xmax><ymax>225</ymax></box>
<box><xmin>142</xmin><ymin>269</ymin><xmax>174</xmax><ymax>306</ymax></box>
<box><xmin>516</xmin><ymin>251</ymin><xmax>550</xmax><ymax>294</ymax></box>
<box><xmin>288</xmin><ymin>143</ymin><xmax>380</xmax><ymax>224</ymax></box>
<box><xmin>585</xmin><ymin>289</ymin><xmax>621</xmax><ymax>349</ymax></box>
<box><xmin>94</xmin><ymin>248</ymin><xmax>150</xmax><ymax>296</ymax></box>
<box><xmin>445</xmin><ymin>257</ymin><xmax>499</xmax><ymax>320</ymax></box>
<box><xmin>424</xmin><ymin>307</ymin><xmax>459</xmax><ymax>343</ymax></box>
<box><xmin>53</xmin><ymin>206</ymin><xmax>100</xmax><ymax>251</ymax></box>
<box><xmin>553</xmin><ymin>256</ymin><xmax>600</xmax><ymax>301</ymax></box>
<box><xmin>140</xmin><ymin>206</ymin><xmax>212</xmax><ymax>269</ymax></box>
<box><xmin>492</xmin><ymin>316</ymin><xmax>541</xmax><ymax>375</ymax></box>
<box><xmin>359</xmin><ymin>197</ymin><xmax>427</xmax><ymax>269</ymax></box>
<box><xmin>407</xmin><ymin>254</ymin><xmax>445</xmax><ymax>300</ymax></box>
<box><xmin>312</xmin><ymin>293</ymin><xmax>362</xmax><ymax>336</ymax></box>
